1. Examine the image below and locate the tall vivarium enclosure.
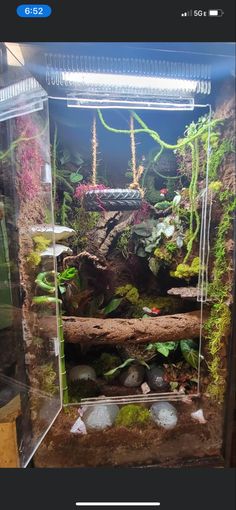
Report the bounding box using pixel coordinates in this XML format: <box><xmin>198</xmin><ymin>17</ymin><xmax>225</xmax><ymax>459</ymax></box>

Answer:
<box><xmin>0</xmin><ymin>43</ymin><xmax>235</xmax><ymax>468</ymax></box>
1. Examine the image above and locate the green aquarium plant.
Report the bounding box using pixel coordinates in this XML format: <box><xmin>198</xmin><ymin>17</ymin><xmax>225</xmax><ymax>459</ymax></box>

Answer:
<box><xmin>146</xmin><ymin>341</ymin><xmax>177</xmax><ymax>358</ymax></box>
<box><xmin>170</xmin><ymin>257</ymin><xmax>200</xmax><ymax>280</ymax></box>
<box><xmin>115</xmin><ymin>404</ymin><xmax>151</xmax><ymax>428</ymax></box>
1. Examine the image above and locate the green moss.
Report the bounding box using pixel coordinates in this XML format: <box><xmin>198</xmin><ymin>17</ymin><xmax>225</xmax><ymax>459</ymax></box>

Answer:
<box><xmin>38</xmin><ymin>363</ymin><xmax>57</xmax><ymax>395</ymax></box>
<box><xmin>170</xmin><ymin>257</ymin><xmax>200</xmax><ymax>280</ymax></box>
<box><xmin>69</xmin><ymin>207</ymin><xmax>100</xmax><ymax>251</ymax></box>
<box><xmin>116</xmin><ymin>284</ymin><xmax>140</xmax><ymax>305</ymax></box>
<box><xmin>154</xmin><ymin>247</ymin><xmax>172</xmax><ymax>263</ymax></box>
<box><xmin>33</xmin><ymin>235</ymin><xmax>51</xmax><ymax>252</ymax></box>
<box><xmin>68</xmin><ymin>379</ymin><xmax>100</xmax><ymax>402</ymax></box>
<box><xmin>204</xmin><ymin>192</ymin><xmax>235</xmax><ymax>402</ymax></box>
<box><xmin>209</xmin><ymin>181</ymin><xmax>222</xmax><ymax>192</ymax></box>
<box><xmin>115</xmin><ymin>404</ymin><xmax>151</xmax><ymax>428</ymax></box>
<box><xmin>27</xmin><ymin>251</ymin><xmax>41</xmax><ymax>268</ymax></box>
<box><xmin>208</xmin><ymin>139</ymin><xmax>235</xmax><ymax>180</ymax></box>
<box><xmin>116</xmin><ymin>227</ymin><xmax>131</xmax><ymax>259</ymax></box>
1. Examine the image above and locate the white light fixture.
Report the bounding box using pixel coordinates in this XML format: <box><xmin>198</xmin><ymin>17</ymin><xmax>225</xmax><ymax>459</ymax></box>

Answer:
<box><xmin>66</xmin><ymin>96</ymin><xmax>195</xmax><ymax>111</ymax></box>
<box><xmin>62</xmin><ymin>71</ymin><xmax>198</xmax><ymax>94</ymax></box>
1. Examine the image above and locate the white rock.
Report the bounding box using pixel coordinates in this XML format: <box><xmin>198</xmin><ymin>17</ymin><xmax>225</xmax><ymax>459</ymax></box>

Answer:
<box><xmin>41</xmin><ymin>244</ymin><xmax>73</xmax><ymax>257</ymax></box>
<box><xmin>69</xmin><ymin>365</ymin><xmax>97</xmax><ymax>382</ymax></box>
<box><xmin>70</xmin><ymin>416</ymin><xmax>87</xmax><ymax>435</ymax></box>
<box><xmin>150</xmin><ymin>401</ymin><xmax>178</xmax><ymax>430</ymax></box>
<box><xmin>83</xmin><ymin>404</ymin><xmax>119</xmax><ymax>431</ymax></box>
<box><xmin>31</xmin><ymin>224</ymin><xmax>75</xmax><ymax>241</ymax></box>
<box><xmin>191</xmin><ymin>409</ymin><xmax>207</xmax><ymax>424</ymax></box>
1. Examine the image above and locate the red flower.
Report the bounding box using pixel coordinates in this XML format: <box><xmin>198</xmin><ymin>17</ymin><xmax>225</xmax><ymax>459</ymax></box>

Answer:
<box><xmin>160</xmin><ymin>188</ymin><xmax>168</xmax><ymax>196</ymax></box>
<box><xmin>151</xmin><ymin>307</ymin><xmax>161</xmax><ymax>315</ymax></box>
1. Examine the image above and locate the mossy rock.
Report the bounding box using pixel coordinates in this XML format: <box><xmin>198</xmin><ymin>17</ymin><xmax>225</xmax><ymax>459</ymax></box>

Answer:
<box><xmin>115</xmin><ymin>404</ymin><xmax>151</xmax><ymax>428</ymax></box>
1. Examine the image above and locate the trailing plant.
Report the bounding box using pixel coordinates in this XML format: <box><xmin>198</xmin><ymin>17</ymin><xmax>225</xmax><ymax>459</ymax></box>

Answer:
<box><xmin>146</xmin><ymin>341</ymin><xmax>177</xmax><ymax>358</ymax></box>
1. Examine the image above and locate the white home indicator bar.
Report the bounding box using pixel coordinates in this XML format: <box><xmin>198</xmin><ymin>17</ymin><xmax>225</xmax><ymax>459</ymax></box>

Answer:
<box><xmin>76</xmin><ymin>504</ymin><xmax>160</xmax><ymax>507</ymax></box>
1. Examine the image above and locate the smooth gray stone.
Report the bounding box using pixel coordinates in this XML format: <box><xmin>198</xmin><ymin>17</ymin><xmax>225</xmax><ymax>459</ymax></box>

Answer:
<box><xmin>146</xmin><ymin>365</ymin><xmax>169</xmax><ymax>391</ymax></box>
<box><xmin>69</xmin><ymin>365</ymin><xmax>97</xmax><ymax>382</ymax></box>
<box><xmin>83</xmin><ymin>404</ymin><xmax>119</xmax><ymax>431</ymax></box>
<box><xmin>119</xmin><ymin>364</ymin><xmax>145</xmax><ymax>388</ymax></box>
<box><xmin>150</xmin><ymin>401</ymin><xmax>178</xmax><ymax>430</ymax></box>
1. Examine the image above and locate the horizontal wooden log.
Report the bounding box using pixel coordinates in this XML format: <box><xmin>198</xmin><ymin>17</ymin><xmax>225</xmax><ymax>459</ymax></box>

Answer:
<box><xmin>60</xmin><ymin>311</ymin><xmax>204</xmax><ymax>345</ymax></box>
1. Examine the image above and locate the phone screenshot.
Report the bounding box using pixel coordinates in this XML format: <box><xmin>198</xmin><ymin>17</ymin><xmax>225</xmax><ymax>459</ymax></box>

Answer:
<box><xmin>0</xmin><ymin>2</ymin><xmax>235</xmax><ymax>510</ymax></box>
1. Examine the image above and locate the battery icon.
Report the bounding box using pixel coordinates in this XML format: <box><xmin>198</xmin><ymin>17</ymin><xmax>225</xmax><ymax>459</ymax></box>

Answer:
<box><xmin>208</xmin><ymin>9</ymin><xmax>224</xmax><ymax>16</ymax></box>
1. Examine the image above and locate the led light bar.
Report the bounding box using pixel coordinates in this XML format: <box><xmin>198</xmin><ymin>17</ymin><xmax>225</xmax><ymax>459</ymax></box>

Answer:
<box><xmin>62</xmin><ymin>71</ymin><xmax>198</xmax><ymax>94</ymax></box>
<box><xmin>66</xmin><ymin>96</ymin><xmax>195</xmax><ymax>111</ymax></box>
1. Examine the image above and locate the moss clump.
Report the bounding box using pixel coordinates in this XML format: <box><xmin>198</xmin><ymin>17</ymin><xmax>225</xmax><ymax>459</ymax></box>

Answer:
<box><xmin>33</xmin><ymin>235</ymin><xmax>51</xmax><ymax>252</ymax></box>
<box><xmin>69</xmin><ymin>207</ymin><xmax>100</xmax><ymax>251</ymax></box>
<box><xmin>93</xmin><ymin>353</ymin><xmax>122</xmax><ymax>377</ymax></box>
<box><xmin>115</xmin><ymin>404</ymin><xmax>151</xmax><ymax>428</ymax></box>
<box><xmin>209</xmin><ymin>181</ymin><xmax>222</xmax><ymax>192</ymax></box>
<box><xmin>38</xmin><ymin>363</ymin><xmax>57</xmax><ymax>395</ymax></box>
<box><xmin>154</xmin><ymin>247</ymin><xmax>172</xmax><ymax>263</ymax></box>
<box><xmin>170</xmin><ymin>257</ymin><xmax>200</xmax><ymax>280</ymax></box>
<box><xmin>68</xmin><ymin>379</ymin><xmax>100</xmax><ymax>402</ymax></box>
<box><xmin>116</xmin><ymin>284</ymin><xmax>140</xmax><ymax>305</ymax></box>
<box><xmin>27</xmin><ymin>251</ymin><xmax>41</xmax><ymax>268</ymax></box>
<box><xmin>116</xmin><ymin>227</ymin><xmax>131</xmax><ymax>259</ymax></box>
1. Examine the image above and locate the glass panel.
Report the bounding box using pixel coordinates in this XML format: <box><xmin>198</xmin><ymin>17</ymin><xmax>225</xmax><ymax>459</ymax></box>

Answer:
<box><xmin>0</xmin><ymin>46</ymin><xmax>61</xmax><ymax>467</ymax></box>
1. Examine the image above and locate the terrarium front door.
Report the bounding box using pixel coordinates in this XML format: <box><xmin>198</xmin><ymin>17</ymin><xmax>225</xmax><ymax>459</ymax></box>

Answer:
<box><xmin>0</xmin><ymin>45</ymin><xmax>62</xmax><ymax>467</ymax></box>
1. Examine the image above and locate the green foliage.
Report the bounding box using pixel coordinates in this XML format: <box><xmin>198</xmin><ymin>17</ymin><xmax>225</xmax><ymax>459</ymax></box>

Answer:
<box><xmin>33</xmin><ymin>235</ymin><xmax>51</xmax><ymax>252</ymax></box>
<box><xmin>209</xmin><ymin>181</ymin><xmax>222</xmax><ymax>192</ymax></box>
<box><xmin>69</xmin><ymin>172</ymin><xmax>83</xmax><ymax>183</ymax></box>
<box><xmin>116</xmin><ymin>227</ymin><xmax>132</xmax><ymax>259</ymax></box>
<box><xmin>93</xmin><ymin>353</ymin><xmax>122</xmax><ymax>377</ymax></box>
<box><xmin>38</xmin><ymin>363</ymin><xmax>58</xmax><ymax>395</ymax></box>
<box><xmin>102</xmin><ymin>297</ymin><xmax>123</xmax><ymax>315</ymax></box>
<box><xmin>146</xmin><ymin>341</ymin><xmax>177</xmax><ymax>358</ymax></box>
<box><xmin>115</xmin><ymin>284</ymin><xmax>140</xmax><ymax>305</ymax></box>
<box><xmin>154</xmin><ymin>200</ymin><xmax>171</xmax><ymax>210</ymax></box>
<box><xmin>104</xmin><ymin>358</ymin><xmax>135</xmax><ymax>377</ymax></box>
<box><xmin>170</xmin><ymin>257</ymin><xmax>200</xmax><ymax>280</ymax></box>
<box><xmin>204</xmin><ymin>192</ymin><xmax>235</xmax><ymax>401</ymax></box>
<box><xmin>208</xmin><ymin>139</ymin><xmax>235</xmax><ymax>180</ymax></box>
<box><xmin>154</xmin><ymin>247</ymin><xmax>172</xmax><ymax>263</ymax></box>
<box><xmin>57</xmin><ymin>267</ymin><xmax>79</xmax><ymax>294</ymax></box>
<box><xmin>69</xmin><ymin>207</ymin><xmax>100</xmax><ymax>252</ymax></box>
<box><xmin>166</xmin><ymin>242</ymin><xmax>177</xmax><ymax>254</ymax></box>
<box><xmin>115</xmin><ymin>404</ymin><xmax>151</xmax><ymax>428</ymax></box>
<box><xmin>26</xmin><ymin>251</ymin><xmax>41</xmax><ymax>268</ymax></box>
<box><xmin>61</xmin><ymin>191</ymin><xmax>72</xmax><ymax>225</ymax></box>
<box><xmin>180</xmin><ymin>339</ymin><xmax>199</xmax><ymax>369</ymax></box>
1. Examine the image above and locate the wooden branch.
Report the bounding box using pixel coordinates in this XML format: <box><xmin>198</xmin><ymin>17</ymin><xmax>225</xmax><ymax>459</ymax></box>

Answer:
<box><xmin>58</xmin><ymin>311</ymin><xmax>204</xmax><ymax>345</ymax></box>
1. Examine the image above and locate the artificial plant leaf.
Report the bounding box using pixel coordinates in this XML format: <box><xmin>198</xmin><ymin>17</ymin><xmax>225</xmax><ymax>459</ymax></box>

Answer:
<box><xmin>137</xmin><ymin>246</ymin><xmax>147</xmax><ymax>257</ymax></box>
<box><xmin>153</xmin><ymin>341</ymin><xmax>177</xmax><ymax>357</ymax></box>
<box><xmin>148</xmin><ymin>257</ymin><xmax>160</xmax><ymax>276</ymax></box>
<box><xmin>172</xmin><ymin>194</ymin><xmax>181</xmax><ymax>207</ymax></box>
<box><xmin>142</xmin><ymin>314</ymin><xmax>150</xmax><ymax>318</ymax></box>
<box><xmin>104</xmin><ymin>358</ymin><xmax>135</xmax><ymax>376</ymax></box>
<box><xmin>176</xmin><ymin>236</ymin><xmax>184</xmax><ymax>248</ymax></box>
<box><xmin>102</xmin><ymin>297</ymin><xmax>123</xmax><ymax>315</ymax></box>
<box><xmin>59</xmin><ymin>285</ymin><xmax>66</xmax><ymax>294</ymax></box>
<box><xmin>70</xmin><ymin>172</ymin><xmax>83</xmax><ymax>183</ymax></box>
<box><xmin>164</xmin><ymin>225</ymin><xmax>175</xmax><ymax>238</ymax></box>
<box><xmin>180</xmin><ymin>339</ymin><xmax>199</xmax><ymax>369</ymax></box>
<box><xmin>132</xmin><ymin>219</ymin><xmax>156</xmax><ymax>237</ymax></box>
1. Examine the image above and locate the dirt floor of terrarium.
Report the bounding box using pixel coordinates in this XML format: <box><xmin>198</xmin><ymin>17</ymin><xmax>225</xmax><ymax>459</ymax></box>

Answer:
<box><xmin>33</xmin><ymin>396</ymin><xmax>224</xmax><ymax>468</ymax></box>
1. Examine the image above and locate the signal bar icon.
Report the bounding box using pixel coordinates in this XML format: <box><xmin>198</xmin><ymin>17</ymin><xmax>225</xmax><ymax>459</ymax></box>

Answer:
<box><xmin>181</xmin><ymin>10</ymin><xmax>192</xmax><ymax>16</ymax></box>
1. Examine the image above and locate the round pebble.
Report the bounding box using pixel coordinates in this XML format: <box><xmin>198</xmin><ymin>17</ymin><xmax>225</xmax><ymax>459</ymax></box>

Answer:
<box><xmin>150</xmin><ymin>401</ymin><xmax>178</xmax><ymax>430</ymax></box>
<box><xmin>69</xmin><ymin>365</ymin><xmax>96</xmax><ymax>382</ymax></box>
<box><xmin>83</xmin><ymin>404</ymin><xmax>119</xmax><ymax>431</ymax></box>
<box><xmin>119</xmin><ymin>364</ymin><xmax>145</xmax><ymax>387</ymax></box>
<box><xmin>146</xmin><ymin>365</ymin><xmax>169</xmax><ymax>391</ymax></box>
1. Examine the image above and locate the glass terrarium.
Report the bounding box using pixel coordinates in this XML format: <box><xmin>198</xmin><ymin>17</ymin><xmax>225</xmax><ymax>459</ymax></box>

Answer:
<box><xmin>0</xmin><ymin>42</ymin><xmax>235</xmax><ymax>468</ymax></box>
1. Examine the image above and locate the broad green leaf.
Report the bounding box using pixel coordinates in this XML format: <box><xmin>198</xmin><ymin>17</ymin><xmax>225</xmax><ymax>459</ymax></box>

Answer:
<box><xmin>180</xmin><ymin>339</ymin><xmax>199</xmax><ymax>369</ymax></box>
<box><xmin>102</xmin><ymin>297</ymin><xmax>123</xmax><ymax>315</ymax></box>
<box><xmin>152</xmin><ymin>341</ymin><xmax>177</xmax><ymax>357</ymax></box>
<box><xmin>149</xmin><ymin>257</ymin><xmax>160</xmax><ymax>276</ymax></box>
<box><xmin>70</xmin><ymin>172</ymin><xmax>83</xmax><ymax>183</ymax></box>
<box><xmin>104</xmin><ymin>358</ymin><xmax>134</xmax><ymax>376</ymax></box>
